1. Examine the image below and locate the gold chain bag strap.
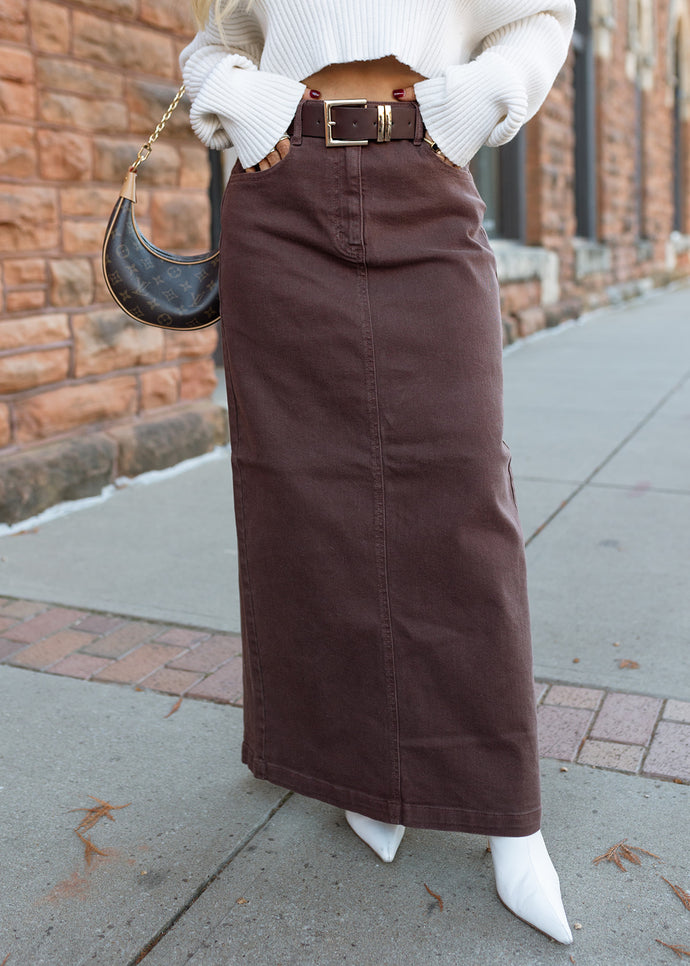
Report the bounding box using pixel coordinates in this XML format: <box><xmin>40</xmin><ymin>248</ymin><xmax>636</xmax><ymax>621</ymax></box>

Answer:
<box><xmin>102</xmin><ymin>85</ymin><xmax>220</xmax><ymax>331</ymax></box>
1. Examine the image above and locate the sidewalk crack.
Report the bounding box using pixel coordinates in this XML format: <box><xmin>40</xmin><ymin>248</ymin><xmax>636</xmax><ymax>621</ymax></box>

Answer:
<box><xmin>125</xmin><ymin>790</ymin><xmax>292</xmax><ymax>965</ymax></box>
<box><xmin>525</xmin><ymin>369</ymin><xmax>690</xmax><ymax>547</ymax></box>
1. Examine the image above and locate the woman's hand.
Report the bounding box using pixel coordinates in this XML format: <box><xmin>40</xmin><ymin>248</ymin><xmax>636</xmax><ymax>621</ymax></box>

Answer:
<box><xmin>421</xmin><ymin>134</ymin><xmax>460</xmax><ymax>169</ymax></box>
<box><xmin>243</xmin><ymin>88</ymin><xmax>321</xmax><ymax>172</ymax></box>
<box><xmin>244</xmin><ymin>135</ymin><xmax>290</xmax><ymax>173</ymax></box>
<box><xmin>392</xmin><ymin>85</ymin><xmax>416</xmax><ymax>102</ymax></box>
<box><xmin>393</xmin><ymin>85</ymin><xmax>459</xmax><ymax>169</ymax></box>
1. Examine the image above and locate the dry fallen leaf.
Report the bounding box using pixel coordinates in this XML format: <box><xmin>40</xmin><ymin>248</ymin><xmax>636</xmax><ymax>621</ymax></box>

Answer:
<box><xmin>75</xmin><ymin>831</ymin><xmax>109</xmax><ymax>866</ymax></box>
<box><xmin>1</xmin><ymin>954</ymin><xmax>10</xmax><ymax>965</ymax></box>
<box><xmin>619</xmin><ymin>659</ymin><xmax>640</xmax><ymax>669</ymax></box>
<box><xmin>165</xmin><ymin>697</ymin><xmax>183</xmax><ymax>718</ymax></box>
<box><xmin>424</xmin><ymin>883</ymin><xmax>444</xmax><ymax>911</ymax></box>
<box><xmin>661</xmin><ymin>877</ymin><xmax>690</xmax><ymax>911</ymax></box>
<box><xmin>69</xmin><ymin>796</ymin><xmax>130</xmax><ymax>833</ymax></box>
<box><xmin>656</xmin><ymin>940</ymin><xmax>690</xmax><ymax>959</ymax></box>
<box><xmin>593</xmin><ymin>840</ymin><xmax>660</xmax><ymax>871</ymax></box>
<box><xmin>236</xmin><ymin>897</ymin><xmax>249</xmax><ymax>905</ymax></box>
<box><xmin>69</xmin><ymin>797</ymin><xmax>130</xmax><ymax>865</ymax></box>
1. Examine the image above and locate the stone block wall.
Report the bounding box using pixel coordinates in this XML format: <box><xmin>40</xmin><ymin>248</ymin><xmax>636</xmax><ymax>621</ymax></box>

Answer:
<box><xmin>0</xmin><ymin>0</ymin><xmax>227</xmax><ymax>524</ymax></box>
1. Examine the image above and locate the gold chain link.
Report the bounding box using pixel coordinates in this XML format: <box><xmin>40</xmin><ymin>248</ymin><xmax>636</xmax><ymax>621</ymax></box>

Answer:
<box><xmin>130</xmin><ymin>84</ymin><xmax>186</xmax><ymax>172</ymax></box>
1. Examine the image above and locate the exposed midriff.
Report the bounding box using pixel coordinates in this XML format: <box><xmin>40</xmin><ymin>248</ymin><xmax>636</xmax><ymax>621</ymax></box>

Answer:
<box><xmin>301</xmin><ymin>55</ymin><xmax>426</xmax><ymax>101</ymax></box>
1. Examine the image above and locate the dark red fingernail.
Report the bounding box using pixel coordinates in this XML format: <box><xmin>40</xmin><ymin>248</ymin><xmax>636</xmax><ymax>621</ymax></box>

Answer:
<box><xmin>392</xmin><ymin>89</ymin><xmax>405</xmax><ymax>100</ymax></box>
<box><xmin>309</xmin><ymin>89</ymin><xmax>321</xmax><ymax>99</ymax></box>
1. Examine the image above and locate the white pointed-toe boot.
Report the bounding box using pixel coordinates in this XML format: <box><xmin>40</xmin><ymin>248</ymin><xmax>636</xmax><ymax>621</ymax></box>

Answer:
<box><xmin>488</xmin><ymin>830</ymin><xmax>573</xmax><ymax>944</ymax></box>
<box><xmin>345</xmin><ymin>811</ymin><xmax>406</xmax><ymax>863</ymax></box>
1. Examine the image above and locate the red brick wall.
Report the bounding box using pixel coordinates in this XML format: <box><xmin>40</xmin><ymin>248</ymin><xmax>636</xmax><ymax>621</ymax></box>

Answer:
<box><xmin>0</xmin><ymin>0</ymin><xmax>219</xmax><ymax>459</ymax></box>
<box><xmin>502</xmin><ymin>0</ymin><xmax>690</xmax><ymax>341</ymax></box>
<box><xmin>525</xmin><ymin>49</ymin><xmax>578</xmax><ymax>298</ymax></box>
<box><xmin>512</xmin><ymin>0</ymin><xmax>690</xmax><ymax>323</ymax></box>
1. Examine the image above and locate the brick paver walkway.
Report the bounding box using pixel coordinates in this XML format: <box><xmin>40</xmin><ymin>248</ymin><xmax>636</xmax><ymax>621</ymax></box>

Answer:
<box><xmin>0</xmin><ymin>597</ymin><xmax>243</xmax><ymax>704</ymax></box>
<box><xmin>2</xmin><ymin>596</ymin><xmax>689</xmax><ymax>784</ymax></box>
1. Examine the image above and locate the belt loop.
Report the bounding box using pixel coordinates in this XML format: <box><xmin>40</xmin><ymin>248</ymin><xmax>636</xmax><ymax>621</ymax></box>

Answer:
<box><xmin>290</xmin><ymin>99</ymin><xmax>304</xmax><ymax>146</ymax></box>
<box><xmin>413</xmin><ymin>103</ymin><xmax>424</xmax><ymax>145</ymax></box>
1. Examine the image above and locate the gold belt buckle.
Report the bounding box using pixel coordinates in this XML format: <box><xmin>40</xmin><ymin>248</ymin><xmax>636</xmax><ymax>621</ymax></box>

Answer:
<box><xmin>323</xmin><ymin>98</ymin><xmax>369</xmax><ymax>147</ymax></box>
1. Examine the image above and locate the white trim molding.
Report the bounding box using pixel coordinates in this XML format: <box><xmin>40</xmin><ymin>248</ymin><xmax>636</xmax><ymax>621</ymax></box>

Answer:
<box><xmin>592</xmin><ymin>0</ymin><xmax>617</xmax><ymax>58</ymax></box>
<box><xmin>491</xmin><ymin>240</ymin><xmax>561</xmax><ymax>305</ymax></box>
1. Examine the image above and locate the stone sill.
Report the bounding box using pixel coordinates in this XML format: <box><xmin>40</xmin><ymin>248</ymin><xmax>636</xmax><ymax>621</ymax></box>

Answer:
<box><xmin>490</xmin><ymin>240</ymin><xmax>560</xmax><ymax>305</ymax></box>
<box><xmin>572</xmin><ymin>238</ymin><xmax>611</xmax><ymax>280</ymax></box>
<box><xmin>669</xmin><ymin>231</ymin><xmax>690</xmax><ymax>255</ymax></box>
<box><xmin>636</xmin><ymin>238</ymin><xmax>655</xmax><ymax>263</ymax></box>
<box><xmin>663</xmin><ymin>232</ymin><xmax>690</xmax><ymax>271</ymax></box>
<box><xmin>0</xmin><ymin>401</ymin><xmax>229</xmax><ymax>526</ymax></box>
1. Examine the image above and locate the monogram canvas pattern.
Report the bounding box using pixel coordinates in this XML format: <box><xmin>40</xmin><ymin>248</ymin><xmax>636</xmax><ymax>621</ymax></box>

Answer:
<box><xmin>102</xmin><ymin>197</ymin><xmax>220</xmax><ymax>331</ymax></box>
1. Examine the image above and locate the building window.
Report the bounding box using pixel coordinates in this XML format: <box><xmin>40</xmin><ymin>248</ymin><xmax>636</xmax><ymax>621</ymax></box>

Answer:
<box><xmin>471</xmin><ymin>131</ymin><xmax>526</xmax><ymax>241</ymax></box>
<box><xmin>573</xmin><ymin>0</ymin><xmax>597</xmax><ymax>239</ymax></box>
<box><xmin>209</xmin><ymin>149</ymin><xmax>224</xmax><ymax>249</ymax></box>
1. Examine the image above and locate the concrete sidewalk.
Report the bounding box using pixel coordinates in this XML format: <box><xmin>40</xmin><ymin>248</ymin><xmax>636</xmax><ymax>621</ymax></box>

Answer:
<box><xmin>0</xmin><ymin>285</ymin><xmax>689</xmax><ymax>965</ymax></box>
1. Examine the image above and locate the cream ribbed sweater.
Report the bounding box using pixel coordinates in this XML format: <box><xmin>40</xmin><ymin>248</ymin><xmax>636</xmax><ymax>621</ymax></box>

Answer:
<box><xmin>180</xmin><ymin>0</ymin><xmax>575</xmax><ymax>169</ymax></box>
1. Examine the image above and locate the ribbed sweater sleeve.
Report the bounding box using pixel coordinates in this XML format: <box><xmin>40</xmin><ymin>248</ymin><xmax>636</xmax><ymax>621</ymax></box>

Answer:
<box><xmin>414</xmin><ymin>4</ymin><xmax>576</xmax><ymax>167</ymax></box>
<box><xmin>179</xmin><ymin>1</ymin><xmax>576</xmax><ymax>169</ymax></box>
<box><xmin>179</xmin><ymin>10</ymin><xmax>306</xmax><ymax>167</ymax></box>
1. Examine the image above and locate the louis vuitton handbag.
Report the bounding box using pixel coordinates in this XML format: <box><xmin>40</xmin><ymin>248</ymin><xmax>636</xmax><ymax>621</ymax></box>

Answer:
<box><xmin>102</xmin><ymin>85</ymin><xmax>220</xmax><ymax>331</ymax></box>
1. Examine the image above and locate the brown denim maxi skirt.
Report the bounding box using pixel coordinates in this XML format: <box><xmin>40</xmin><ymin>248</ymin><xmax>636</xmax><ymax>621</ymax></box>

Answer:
<box><xmin>219</xmin><ymin>100</ymin><xmax>541</xmax><ymax>837</ymax></box>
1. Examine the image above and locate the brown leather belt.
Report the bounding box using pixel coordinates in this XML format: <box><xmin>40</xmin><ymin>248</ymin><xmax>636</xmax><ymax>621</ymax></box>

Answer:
<box><xmin>297</xmin><ymin>98</ymin><xmax>420</xmax><ymax>147</ymax></box>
